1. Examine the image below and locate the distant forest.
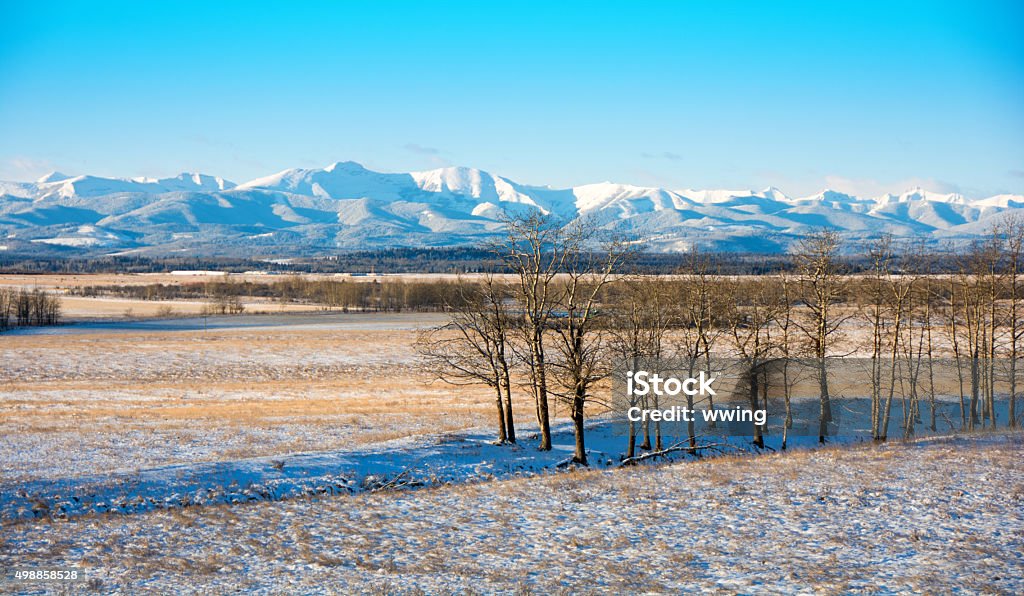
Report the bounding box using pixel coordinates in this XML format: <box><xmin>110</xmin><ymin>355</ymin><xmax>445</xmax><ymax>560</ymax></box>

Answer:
<box><xmin>0</xmin><ymin>246</ymin><xmax>974</xmax><ymax>275</ymax></box>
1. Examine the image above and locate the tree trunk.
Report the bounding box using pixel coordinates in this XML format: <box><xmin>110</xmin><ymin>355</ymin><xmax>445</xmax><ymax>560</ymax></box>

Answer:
<box><xmin>749</xmin><ymin>364</ymin><xmax>764</xmax><ymax>449</ymax></box>
<box><xmin>818</xmin><ymin>357</ymin><xmax>830</xmax><ymax>443</ymax></box>
<box><xmin>686</xmin><ymin>358</ymin><xmax>697</xmax><ymax>453</ymax></box>
<box><xmin>626</xmin><ymin>414</ymin><xmax>636</xmax><ymax>459</ymax></box>
<box><xmin>493</xmin><ymin>385</ymin><xmax>508</xmax><ymax>443</ymax></box>
<box><xmin>970</xmin><ymin>354</ymin><xmax>980</xmax><ymax>430</ymax></box>
<box><xmin>571</xmin><ymin>390</ymin><xmax>587</xmax><ymax>465</ymax></box>
<box><xmin>501</xmin><ymin>372</ymin><xmax>516</xmax><ymax>444</ymax></box>
<box><xmin>639</xmin><ymin>394</ymin><xmax>652</xmax><ymax>451</ymax></box>
<box><xmin>686</xmin><ymin>391</ymin><xmax>696</xmax><ymax>453</ymax></box>
<box><xmin>781</xmin><ymin>359</ymin><xmax>791</xmax><ymax>451</ymax></box>
<box><xmin>531</xmin><ymin>335</ymin><xmax>552</xmax><ymax>451</ymax></box>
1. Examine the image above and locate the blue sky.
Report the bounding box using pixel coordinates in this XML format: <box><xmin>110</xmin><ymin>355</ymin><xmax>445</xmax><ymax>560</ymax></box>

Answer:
<box><xmin>1</xmin><ymin>0</ymin><xmax>1022</xmax><ymax>197</ymax></box>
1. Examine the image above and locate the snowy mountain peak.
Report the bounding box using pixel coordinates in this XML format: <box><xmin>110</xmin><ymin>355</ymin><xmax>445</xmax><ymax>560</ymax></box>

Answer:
<box><xmin>324</xmin><ymin>160</ymin><xmax>370</xmax><ymax>173</ymax></box>
<box><xmin>36</xmin><ymin>171</ymin><xmax>72</xmax><ymax>184</ymax></box>
<box><xmin>761</xmin><ymin>187</ymin><xmax>790</xmax><ymax>201</ymax></box>
<box><xmin>876</xmin><ymin>188</ymin><xmax>966</xmax><ymax>205</ymax></box>
<box><xmin>800</xmin><ymin>189</ymin><xmax>861</xmax><ymax>203</ymax></box>
<box><xmin>159</xmin><ymin>172</ymin><xmax>236</xmax><ymax>191</ymax></box>
<box><xmin>678</xmin><ymin>189</ymin><xmax>757</xmax><ymax>204</ymax></box>
<box><xmin>412</xmin><ymin>166</ymin><xmax>489</xmax><ymax>195</ymax></box>
<box><xmin>973</xmin><ymin>194</ymin><xmax>1024</xmax><ymax>208</ymax></box>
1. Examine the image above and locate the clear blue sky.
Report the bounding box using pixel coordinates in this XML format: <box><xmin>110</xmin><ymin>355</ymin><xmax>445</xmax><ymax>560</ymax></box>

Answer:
<box><xmin>1</xmin><ymin>0</ymin><xmax>1022</xmax><ymax>197</ymax></box>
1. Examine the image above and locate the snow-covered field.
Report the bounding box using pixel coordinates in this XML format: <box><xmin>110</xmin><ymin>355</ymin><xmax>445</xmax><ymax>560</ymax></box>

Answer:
<box><xmin>1</xmin><ymin>433</ymin><xmax>1020</xmax><ymax>593</ymax></box>
<box><xmin>2</xmin><ymin>312</ymin><xmax>1022</xmax><ymax>593</ymax></box>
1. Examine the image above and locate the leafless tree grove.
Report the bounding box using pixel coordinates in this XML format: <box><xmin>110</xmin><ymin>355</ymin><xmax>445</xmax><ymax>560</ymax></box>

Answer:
<box><xmin>0</xmin><ymin>288</ymin><xmax>61</xmax><ymax>330</ymax></box>
<box><xmin>420</xmin><ymin>217</ymin><xmax>1024</xmax><ymax>464</ymax></box>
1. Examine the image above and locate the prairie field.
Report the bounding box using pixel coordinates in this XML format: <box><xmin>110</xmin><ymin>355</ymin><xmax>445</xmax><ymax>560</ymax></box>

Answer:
<box><xmin>1</xmin><ymin>274</ymin><xmax>1022</xmax><ymax>594</ymax></box>
<box><xmin>0</xmin><ymin>310</ymin><xmax>513</xmax><ymax>485</ymax></box>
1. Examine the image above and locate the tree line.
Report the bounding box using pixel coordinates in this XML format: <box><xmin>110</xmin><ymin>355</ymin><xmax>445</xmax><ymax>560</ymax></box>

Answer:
<box><xmin>417</xmin><ymin>214</ymin><xmax>1024</xmax><ymax>466</ymax></box>
<box><xmin>71</xmin><ymin>278</ymin><xmax>466</xmax><ymax>312</ymax></box>
<box><xmin>0</xmin><ymin>246</ymin><xmax>1000</xmax><ymax>276</ymax></box>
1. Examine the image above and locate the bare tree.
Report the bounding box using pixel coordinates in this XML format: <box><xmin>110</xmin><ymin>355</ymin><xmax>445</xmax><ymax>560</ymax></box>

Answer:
<box><xmin>1005</xmin><ymin>215</ymin><xmax>1024</xmax><ymax>428</ymax></box>
<box><xmin>416</xmin><ymin>276</ymin><xmax>517</xmax><ymax>444</ymax></box>
<box><xmin>982</xmin><ymin>229</ymin><xmax>1002</xmax><ymax>428</ymax></box>
<box><xmin>777</xmin><ymin>270</ymin><xmax>798</xmax><ymax>450</ymax></box>
<box><xmin>674</xmin><ymin>249</ymin><xmax>727</xmax><ymax>452</ymax></box>
<box><xmin>878</xmin><ymin>249</ymin><xmax>915</xmax><ymax>441</ymax></box>
<box><xmin>793</xmin><ymin>230</ymin><xmax>846</xmax><ymax>443</ymax></box>
<box><xmin>917</xmin><ymin>254</ymin><xmax>940</xmax><ymax>433</ymax></box>
<box><xmin>493</xmin><ymin>212</ymin><xmax>571</xmax><ymax>451</ymax></box>
<box><xmin>548</xmin><ymin>225</ymin><xmax>630</xmax><ymax>465</ymax></box>
<box><xmin>943</xmin><ymin>259</ymin><xmax>968</xmax><ymax>429</ymax></box>
<box><xmin>726</xmin><ymin>277</ymin><xmax>783</xmax><ymax>449</ymax></box>
<box><xmin>607</xmin><ymin>276</ymin><xmax>676</xmax><ymax>457</ymax></box>
<box><xmin>863</xmin><ymin>235</ymin><xmax>894</xmax><ymax>439</ymax></box>
<box><xmin>957</xmin><ymin>240</ymin><xmax>996</xmax><ymax>430</ymax></box>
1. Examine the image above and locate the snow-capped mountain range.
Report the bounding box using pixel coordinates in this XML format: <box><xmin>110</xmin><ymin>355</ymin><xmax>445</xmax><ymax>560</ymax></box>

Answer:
<box><xmin>1</xmin><ymin>161</ymin><xmax>1021</xmax><ymax>255</ymax></box>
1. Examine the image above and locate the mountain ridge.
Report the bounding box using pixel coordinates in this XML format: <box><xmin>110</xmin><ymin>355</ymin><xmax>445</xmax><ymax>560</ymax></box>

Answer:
<box><xmin>1</xmin><ymin>161</ymin><xmax>1021</xmax><ymax>256</ymax></box>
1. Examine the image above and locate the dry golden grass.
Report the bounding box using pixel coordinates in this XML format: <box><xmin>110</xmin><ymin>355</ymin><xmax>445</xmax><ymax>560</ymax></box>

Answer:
<box><xmin>0</xmin><ymin>272</ymin><xmax>311</xmax><ymax>288</ymax></box>
<box><xmin>1</xmin><ymin>321</ymin><xmax>543</xmax><ymax>481</ymax></box>
<box><xmin>57</xmin><ymin>296</ymin><xmax>323</xmax><ymax>318</ymax></box>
